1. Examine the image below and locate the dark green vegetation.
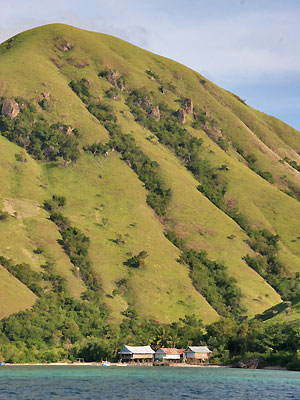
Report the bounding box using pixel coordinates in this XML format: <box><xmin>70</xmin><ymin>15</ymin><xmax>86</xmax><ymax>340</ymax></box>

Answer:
<box><xmin>1</xmin><ymin>24</ymin><xmax>300</xmax><ymax>368</ymax></box>
<box><xmin>164</xmin><ymin>229</ymin><xmax>243</xmax><ymax>317</ymax></box>
<box><xmin>44</xmin><ymin>195</ymin><xmax>101</xmax><ymax>292</ymax></box>
<box><xmin>236</xmin><ymin>147</ymin><xmax>274</xmax><ymax>184</ymax></box>
<box><xmin>124</xmin><ymin>251</ymin><xmax>148</xmax><ymax>269</ymax></box>
<box><xmin>0</xmin><ymin>280</ymin><xmax>109</xmax><ymax>363</ymax></box>
<box><xmin>1</xmin><ymin>295</ymin><xmax>300</xmax><ymax>370</ymax></box>
<box><xmin>0</xmin><ymin>99</ymin><xmax>79</xmax><ymax>162</ymax></box>
<box><xmin>180</xmin><ymin>249</ymin><xmax>244</xmax><ymax>317</ymax></box>
<box><xmin>0</xmin><ymin>256</ymin><xmax>43</xmax><ymax>296</ymax></box>
<box><xmin>244</xmin><ymin>229</ymin><xmax>300</xmax><ymax>301</ymax></box>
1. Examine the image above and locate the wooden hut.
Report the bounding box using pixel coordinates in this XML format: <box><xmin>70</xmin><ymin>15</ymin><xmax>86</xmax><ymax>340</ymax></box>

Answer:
<box><xmin>118</xmin><ymin>345</ymin><xmax>154</xmax><ymax>362</ymax></box>
<box><xmin>154</xmin><ymin>348</ymin><xmax>181</xmax><ymax>362</ymax></box>
<box><xmin>184</xmin><ymin>346</ymin><xmax>213</xmax><ymax>361</ymax></box>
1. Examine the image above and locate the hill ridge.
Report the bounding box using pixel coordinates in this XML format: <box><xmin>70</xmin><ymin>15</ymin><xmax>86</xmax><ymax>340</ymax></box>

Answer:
<box><xmin>1</xmin><ymin>23</ymin><xmax>300</xmax><ymax>326</ymax></box>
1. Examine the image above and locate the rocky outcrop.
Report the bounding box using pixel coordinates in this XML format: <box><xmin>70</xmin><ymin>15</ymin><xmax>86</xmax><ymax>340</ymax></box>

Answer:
<box><xmin>62</xmin><ymin>42</ymin><xmax>73</xmax><ymax>52</ymax></box>
<box><xmin>42</xmin><ymin>92</ymin><xmax>51</xmax><ymax>100</ymax></box>
<box><xmin>65</xmin><ymin>126</ymin><xmax>73</xmax><ymax>136</ymax></box>
<box><xmin>59</xmin><ymin>40</ymin><xmax>73</xmax><ymax>52</ymax></box>
<box><xmin>117</xmin><ymin>78</ymin><xmax>125</xmax><ymax>91</ymax></box>
<box><xmin>235</xmin><ymin>358</ymin><xmax>264</xmax><ymax>369</ymax></box>
<box><xmin>1</xmin><ymin>99</ymin><xmax>20</xmax><ymax>120</ymax></box>
<box><xmin>106</xmin><ymin>69</ymin><xmax>125</xmax><ymax>91</ymax></box>
<box><xmin>150</xmin><ymin>106</ymin><xmax>160</xmax><ymax>121</ymax></box>
<box><xmin>107</xmin><ymin>69</ymin><xmax>118</xmax><ymax>86</ymax></box>
<box><xmin>176</xmin><ymin>98</ymin><xmax>193</xmax><ymax>125</ymax></box>
<box><xmin>182</xmin><ymin>98</ymin><xmax>193</xmax><ymax>114</ymax></box>
<box><xmin>177</xmin><ymin>108</ymin><xmax>186</xmax><ymax>125</ymax></box>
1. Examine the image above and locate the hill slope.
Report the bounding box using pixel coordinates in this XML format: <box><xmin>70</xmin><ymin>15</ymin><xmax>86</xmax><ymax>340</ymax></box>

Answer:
<box><xmin>1</xmin><ymin>24</ymin><xmax>300</xmax><ymax>325</ymax></box>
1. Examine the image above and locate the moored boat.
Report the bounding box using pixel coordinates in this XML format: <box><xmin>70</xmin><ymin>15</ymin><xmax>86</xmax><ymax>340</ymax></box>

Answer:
<box><xmin>102</xmin><ymin>361</ymin><xmax>111</xmax><ymax>367</ymax></box>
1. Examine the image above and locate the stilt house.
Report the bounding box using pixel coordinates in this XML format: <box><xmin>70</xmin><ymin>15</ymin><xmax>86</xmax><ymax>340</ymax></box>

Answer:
<box><xmin>184</xmin><ymin>346</ymin><xmax>213</xmax><ymax>361</ymax></box>
<box><xmin>118</xmin><ymin>345</ymin><xmax>154</xmax><ymax>362</ymax></box>
<box><xmin>154</xmin><ymin>348</ymin><xmax>181</xmax><ymax>361</ymax></box>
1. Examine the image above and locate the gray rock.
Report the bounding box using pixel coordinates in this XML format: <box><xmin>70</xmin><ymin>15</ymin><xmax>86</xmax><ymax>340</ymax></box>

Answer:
<box><xmin>235</xmin><ymin>358</ymin><xmax>264</xmax><ymax>369</ymax></box>
<box><xmin>117</xmin><ymin>79</ymin><xmax>125</xmax><ymax>91</ymax></box>
<box><xmin>150</xmin><ymin>106</ymin><xmax>160</xmax><ymax>121</ymax></box>
<box><xmin>65</xmin><ymin>126</ymin><xmax>73</xmax><ymax>136</ymax></box>
<box><xmin>177</xmin><ymin>108</ymin><xmax>186</xmax><ymax>125</ymax></box>
<box><xmin>107</xmin><ymin>69</ymin><xmax>119</xmax><ymax>86</ymax></box>
<box><xmin>182</xmin><ymin>98</ymin><xmax>193</xmax><ymax>114</ymax></box>
<box><xmin>42</xmin><ymin>92</ymin><xmax>51</xmax><ymax>100</ymax></box>
<box><xmin>61</xmin><ymin>42</ymin><xmax>73</xmax><ymax>52</ymax></box>
<box><xmin>2</xmin><ymin>99</ymin><xmax>20</xmax><ymax>120</ymax></box>
<box><xmin>106</xmin><ymin>69</ymin><xmax>125</xmax><ymax>91</ymax></box>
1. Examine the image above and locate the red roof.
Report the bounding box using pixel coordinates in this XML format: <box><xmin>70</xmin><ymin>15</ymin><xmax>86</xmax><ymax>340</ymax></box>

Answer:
<box><xmin>176</xmin><ymin>349</ymin><xmax>185</xmax><ymax>355</ymax></box>
<box><xmin>159</xmin><ymin>348</ymin><xmax>181</xmax><ymax>355</ymax></box>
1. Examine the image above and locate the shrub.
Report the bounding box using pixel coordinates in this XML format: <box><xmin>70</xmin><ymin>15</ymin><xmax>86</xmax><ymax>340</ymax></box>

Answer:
<box><xmin>0</xmin><ymin>211</ymin><xmax>9</xmax><ymax>221</ymax></box>
<box><xmin>217</xmin><ymin>137</ymin><xmax>229</xmax><ymax>151</ymax></box>
<box><xmin>105</xmin><ymin>87</ymin><xmax>120</xmax><ymax>100</ymax></box>
<box><xmin>124</xmin><ymin>251</ymin><xmax>148</xmax><ymax>268</ymax></box>
<box><xmin>69</xmin><ymin>78</ymin><xmax>90</xmax><ymax>103</ymax></box>
<box><xmin>33</xmin><ymin>248</ymin><xmax>44</xmax><ymax>255</ymax></box>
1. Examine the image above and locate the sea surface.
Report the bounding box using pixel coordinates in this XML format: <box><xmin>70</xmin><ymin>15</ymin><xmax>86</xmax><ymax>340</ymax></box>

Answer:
<box><xmin>0</xmin><ymin>365</ymin><xmax>300</xmax><ymax>400</ymax></box>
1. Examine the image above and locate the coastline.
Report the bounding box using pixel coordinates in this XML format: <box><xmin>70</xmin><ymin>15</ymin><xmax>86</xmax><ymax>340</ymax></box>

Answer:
<box><xmin>0</xmin><ymin>362</ymin><xmax>286</xmax><ymax>369</ymax></box>
<box><xmin>1</xmin><ymin>362</ymin><xmax>226</xmax><ymax>368</ymax></box>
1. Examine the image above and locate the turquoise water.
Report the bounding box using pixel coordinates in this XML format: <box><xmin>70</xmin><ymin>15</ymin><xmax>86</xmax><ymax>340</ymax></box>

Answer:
<box><xmin>0</xmin><ymin>366</ymin><xmax>300</xmax><ymax>399</ymax></box>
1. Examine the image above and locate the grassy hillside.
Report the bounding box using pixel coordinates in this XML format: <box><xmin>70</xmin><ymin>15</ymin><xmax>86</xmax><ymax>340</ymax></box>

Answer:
<box><xmin>1</xmin><ymin>23</ymin><xmax>300</xmax><ymax>328</ymax></box>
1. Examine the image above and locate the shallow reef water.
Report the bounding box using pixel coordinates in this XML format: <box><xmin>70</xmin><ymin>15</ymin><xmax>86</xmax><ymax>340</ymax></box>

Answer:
<box><xmin>1</xmin><ymin>365</ymin><xmax>300</xmax><ymax>399</ymax></box>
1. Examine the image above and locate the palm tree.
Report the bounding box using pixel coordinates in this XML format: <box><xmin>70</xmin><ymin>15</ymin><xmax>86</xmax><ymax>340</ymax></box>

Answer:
<box><xmin>152</xmin><ymin>327</ymin><xmax>172</xmax><ymax>349</ymax></box>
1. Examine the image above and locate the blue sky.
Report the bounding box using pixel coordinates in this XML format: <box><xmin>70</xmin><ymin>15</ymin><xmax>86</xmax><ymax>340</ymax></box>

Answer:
<box><xmin>1</xmin><ymin>0</ymin><xmax>299</xmax><ymax>130</ymax></box>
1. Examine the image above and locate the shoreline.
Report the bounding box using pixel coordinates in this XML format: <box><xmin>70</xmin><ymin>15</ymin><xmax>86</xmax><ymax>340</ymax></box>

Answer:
<box><xmin>0</xmin><ymin>362</ymin><xmax>286</xmax><ymax>370</ymax></box>
<box><xmin>1</xmin><ymin>362</ymin><xmax>225</xmax><ymax>367</ymax></box>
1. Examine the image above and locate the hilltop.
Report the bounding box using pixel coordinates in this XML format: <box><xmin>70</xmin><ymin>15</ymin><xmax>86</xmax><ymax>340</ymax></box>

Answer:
<box><xmin>1</xmin><ymin>23</ymin><xmax>300</xmax><ymax>334</ymax></box>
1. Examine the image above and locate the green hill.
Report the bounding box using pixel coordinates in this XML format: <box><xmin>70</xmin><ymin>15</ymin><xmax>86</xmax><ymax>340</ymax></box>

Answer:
<box><xmin>1</xmin><ymin>23</ymin><xmax>300</xmax><ymax>333</ymax></box>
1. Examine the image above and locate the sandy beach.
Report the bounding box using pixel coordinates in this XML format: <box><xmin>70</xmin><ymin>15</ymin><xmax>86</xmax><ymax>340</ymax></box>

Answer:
<box><xmin>1</xmin><ymin>362</ymin><xmax>226</xmax><ymax>367</ymax></box>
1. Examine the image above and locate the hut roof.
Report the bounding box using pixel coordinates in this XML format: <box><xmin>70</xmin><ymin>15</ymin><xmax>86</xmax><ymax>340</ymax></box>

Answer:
<box><xmin>156</xmin><ymin>347</ymin><xmax>179</xmax><ymax>355</ymax></box>
<box><xmin>118</xmin><ymin>345</ymin><xmax>155</xmax><ymax>354</ymax></box>
<box><xmin>185</xmin><ymin>346</ymin><xmax>212</xmax><ymax>353</ymax></box>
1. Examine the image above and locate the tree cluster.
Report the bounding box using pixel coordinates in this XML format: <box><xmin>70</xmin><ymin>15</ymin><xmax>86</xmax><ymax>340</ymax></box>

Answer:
<box><xmin>0</xmin><ymin>98</ymin><xmax>79</xmax><ymax>162</ymax></box>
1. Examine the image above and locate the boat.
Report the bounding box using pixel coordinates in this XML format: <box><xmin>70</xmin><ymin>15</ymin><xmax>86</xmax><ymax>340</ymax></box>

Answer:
<box><xmin>116</xmin><ymin>363</ymin><xmax>127</xmax><ymax>367</ymax></box>
<box><xmin>102</xmin><ymin>361</ymin><xmax>111</xmax><ymax>367</ymax></box>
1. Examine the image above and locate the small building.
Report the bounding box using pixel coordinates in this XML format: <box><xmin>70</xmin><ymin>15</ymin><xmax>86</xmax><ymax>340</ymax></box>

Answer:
<box><xmin>154</xmin><ymin>348</ymin><xmax>181</xmax><ymax>362</ymax></box>
<box><xmin>176</xmin><ymin>349</ymin><xmax>185</xmax><ymax>358</ymax></box>
<box><xmin>184</xmin><ymin>346</ymin><xmax>213</xmax><ymax>362</ymax></box>
<box><xmin>118</xmin><ymin>345</ymin><xmax>155</xmax><ymax>362</ymax></box>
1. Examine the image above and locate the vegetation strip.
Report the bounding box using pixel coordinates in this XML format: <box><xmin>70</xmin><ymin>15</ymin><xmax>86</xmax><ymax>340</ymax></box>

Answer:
<box><xmin>70</xmin><ymin>78</ymin><xmax>171</xmax><ymax>216</ymax></box>
<box><xmin>165</xmin><ymin>230</ymin><xmax>244</xmax><ymax>317</ymax></box>
<box><xmin>44</xmin><ymin>195</ymin><xmax>101</xmax><ymax>292</ymax></box>
<box><xmin>71</xmin><ymin>77</ymin><xmax>243</xmax><ymax>316</ymax></box>
<box><xmin>123</xmin><ymin>83</ymin><xmax>300</xmax><ymax>301</ymax></box>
